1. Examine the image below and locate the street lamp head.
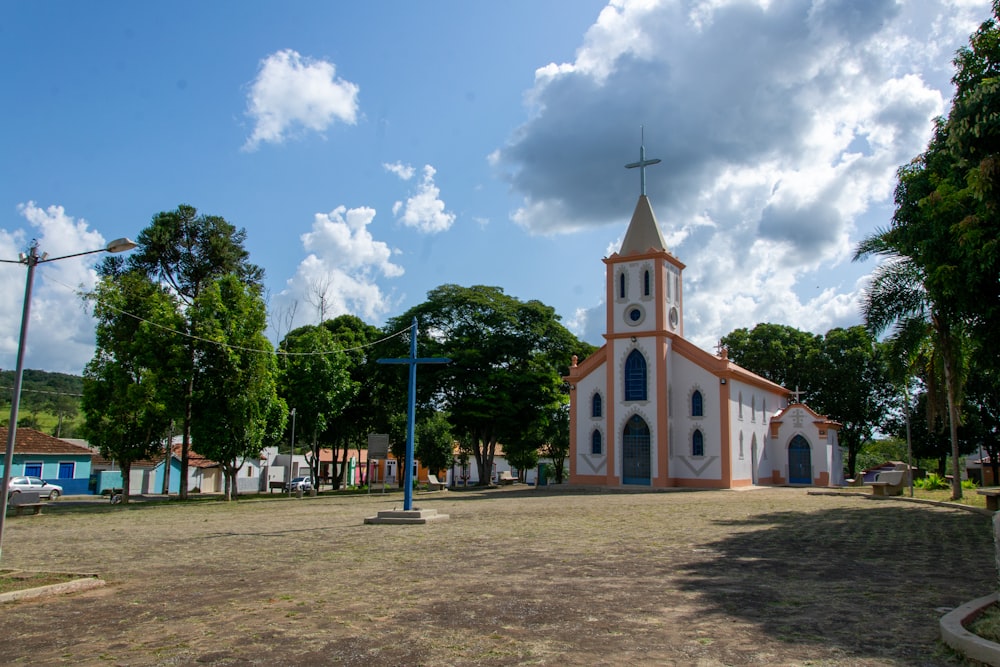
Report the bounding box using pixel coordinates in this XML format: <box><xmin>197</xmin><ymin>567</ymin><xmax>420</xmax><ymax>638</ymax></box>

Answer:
<box><xmin>105</xmin><ymin>237</ymin><xmax>138</xmax><ymax>254</ymax></box>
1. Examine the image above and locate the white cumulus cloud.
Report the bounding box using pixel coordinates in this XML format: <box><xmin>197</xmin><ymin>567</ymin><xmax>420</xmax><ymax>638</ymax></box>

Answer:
<box><xmin>243</xmin><ymin>49</ymin><xmax>360</xmax><ymax>151</ymax></box>
<box><xmin>388</xmin><ymin>164</ymin><xmax>456</xmax><ymax>234</ymax></box>
<box><xmin>0</xmin><ymin>203</ymin><xmax>114</xmax><ymax>373</ymax></box>
<box><xmin>273</xmin><ymin>206</ymin><xmax>404</xmax><ymax>330</ymax></box>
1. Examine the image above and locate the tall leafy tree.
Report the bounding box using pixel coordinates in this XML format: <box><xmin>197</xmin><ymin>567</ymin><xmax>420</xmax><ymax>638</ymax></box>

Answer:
<box><xmin>82</xmin><ymin>272</ymin><xmax>181</xmax><ymax>503</ymax></box>
<box><xmin>123</xmin><ymin>204</ymin><xmax>263</xmax><ymax>499</ymax></box>
<box><xmin>386</xmin><ymin>285</ymin><xmax>585</xmax><ymax>486</ymax></box>
<box><xmin>855</xmin><ymin>217</ymin><xmax>968</xmax><ymax>499</ymax></box>
<box><xmin>189</xmin><ymin>276</ymin><xmax>285</xmax><ymax>500</ymax></box>
<box><xmin>721</xmin><ymin>324</ymin><xmax>823</xmax><ymax>397</ymax></box>
<box><xmin>808</xmin><ymin>327</ymin><xmax>895</xmax><ymax>478</ymax></box>
<box><xmin>277</xmin><ymin>324</ymin><xmax>357</xmax><ymax>488</ymax></box>
<box><xmin>944</xmin><ymin>3</ymin><xmax>1000</xmax><ymax>370</ymax></box>
<box><xmin>321</xmin><ymin>315</ymin><xmax>403</xmax><ymax>487</ymax></box>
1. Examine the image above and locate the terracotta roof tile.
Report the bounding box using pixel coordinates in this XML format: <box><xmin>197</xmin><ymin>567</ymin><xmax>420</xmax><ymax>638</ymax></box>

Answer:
<box><xmin>0</xmin><ymin>428</ymin><xmax>94</xmax><ymax>456</ymax></box>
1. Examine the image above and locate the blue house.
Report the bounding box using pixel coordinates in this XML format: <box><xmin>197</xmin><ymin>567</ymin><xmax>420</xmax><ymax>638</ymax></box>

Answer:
<box><xmin>0</xmin><ymin>427</ymin><xmax>94</xmax><ymax>495</ymax></box>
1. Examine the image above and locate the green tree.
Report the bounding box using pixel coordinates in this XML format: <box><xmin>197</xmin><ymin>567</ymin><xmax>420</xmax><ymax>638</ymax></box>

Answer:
<box><xmin>189</xmin><ymin>276</ymin><xmax>285</xmax><ymax>501</ymax></box>
<box><xmin>81</xmin><ymin>272</ymin><xmax>181</xmax><ymax>503</ymax></box>
<box><xmin>277</xmin><ymin>324</ymin><xmax>357</xmax><ymax>488</ymax></box>
<box><xmin>720</xmin><ymin>324</ymin><xmax>822</xmax><ymax>397</ymax></box>
<box><xmin>808</xmin><ymin>326</ymin><xmax>895</xmax><ymax>478</ymax></box>
<box><xmin>321</xmin><ymin>315</ymin><xmax>403</xmax><ymax>487</ymax></box>
<box><xmin>415</xmin><ymin>411</ymin><xmax>454</xmax><ymax>478</ymax></box>
<box><xmin>122</xmin><ymin>204</ymin><xmax>263</xmax><ymax>499</ymax></box>
<box><xmin>944</xmin><ymin>3</ymin><xmax>1000</xmax><ymax>369</ymax></box>
<box><xmin>386</xmin><ymin>285</ymin><xmax>584</xmax><ymax>486</ymax></box>
<box><xmin>540</xmin><ymin>404</ymin><xmax>571</xmax><ymax>483</ymax></box>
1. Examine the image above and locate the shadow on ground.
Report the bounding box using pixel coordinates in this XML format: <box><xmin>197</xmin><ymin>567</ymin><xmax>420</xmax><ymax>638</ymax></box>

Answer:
<box><xmin>675</xmin><ymin>503</ymin><xmax>993</xmax><ymax>665</ymax></box>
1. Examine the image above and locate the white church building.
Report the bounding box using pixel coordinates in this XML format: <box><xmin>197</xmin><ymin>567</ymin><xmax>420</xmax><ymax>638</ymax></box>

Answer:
<box><xmin>565</xmin><ymin>147</ymin><xmax>843</xmax><ymax>489</ymax></box>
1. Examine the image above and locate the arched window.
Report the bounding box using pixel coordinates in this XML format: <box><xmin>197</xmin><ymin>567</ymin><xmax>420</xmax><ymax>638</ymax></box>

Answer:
<box><xmin>738</xmin><ymin>392</ymin><xmax>744</xmax><ymax>419</ymax></box>
<box><xmin>591</xmin><ymin>430</ymin><xmax>602</xmax><ymax>455</ymax></box>
<box><xmin>643</xmin><ymin>270</ymin><xmax>651</xmax><ymax>297</ymax></box>
<box><xmin>691</xmin><ymin>390</ymin><xmax>703</xmax><ymax>417</ymax></box>
<box><xmin>619</xmin><ymin>272</ymin><xmax>626</xmax><ymax>299</ymax></box>
<box><xmin>751</xmin><ymin>395</ymin><xmax>756</xmax><ymax>422</ymax></box>
<box><xmin>692</xmin><ymin>429</ymin><xmax>704</xmax><ymax>457</ymax></box>
<box><xmin>624</xmin><ymin>350</ymin><xmax>647</xmax><ymax>401</ymax></box>
<box><xmin>591</xmin><ymin>393</ymin><xmax>602</xmax><ymax>418</ymax></box>
<box><xmin>739</xmin><ymin>431</ymin><xmax>744</xmax><ymax>459</ymax></box>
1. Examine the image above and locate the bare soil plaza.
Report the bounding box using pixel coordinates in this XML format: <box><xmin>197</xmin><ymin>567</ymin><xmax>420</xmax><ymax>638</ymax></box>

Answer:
<box><xmin>0</xmin><ymin>485</ymin><xmax>991</xmax><ymax>666</ymax></box>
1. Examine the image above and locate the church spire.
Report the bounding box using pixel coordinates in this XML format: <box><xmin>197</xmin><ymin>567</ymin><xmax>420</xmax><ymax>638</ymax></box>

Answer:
<box><xmin>620</xmin><ymin>131</ymin><xmax>668</xmax><ymax>256</ymax></box>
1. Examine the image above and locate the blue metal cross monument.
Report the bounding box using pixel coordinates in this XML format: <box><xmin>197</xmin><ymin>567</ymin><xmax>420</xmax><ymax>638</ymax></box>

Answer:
<box><xmin>377</xmin><ymin>317</ymin><xmax>450</xmax><ymax>511</ymax></box>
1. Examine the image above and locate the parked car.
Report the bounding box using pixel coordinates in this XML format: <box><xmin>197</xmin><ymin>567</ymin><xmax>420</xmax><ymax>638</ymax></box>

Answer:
<box><xmin>7</xmin><ymin>476</ymin><xmax>63</xmax><ymax>500</ymax></box>
<box><xmin>287</xmin><ymin>477</ymin><xmax>313</xmax><ymax>492</ymax></box>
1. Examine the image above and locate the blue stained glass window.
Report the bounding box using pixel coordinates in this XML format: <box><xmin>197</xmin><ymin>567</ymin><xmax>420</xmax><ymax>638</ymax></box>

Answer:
<box><xmin>692</xmin><ymin>390</ymin><xmax>703</xmax><ymax>417</ymax></box>
<box><xmin>692</xmin><ymin>429</ymin><xmax>704</xmax><ymax>456</ymax></box>
<box><xmin>624</xmin><ymin>350</ymin><xmax>647</xmax><ymax>401</ymax></box>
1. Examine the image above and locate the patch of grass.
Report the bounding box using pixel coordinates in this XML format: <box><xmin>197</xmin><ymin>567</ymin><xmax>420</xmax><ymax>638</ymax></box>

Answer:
<box><xmin>0</xmin><ymin>569</ymin><xmax>82</xmax><ymax>594</ymax></box>
<box><xmin>968</xmin><ymin>603</ymin><xmax>1000</xmax><ymax>643</ymax></box>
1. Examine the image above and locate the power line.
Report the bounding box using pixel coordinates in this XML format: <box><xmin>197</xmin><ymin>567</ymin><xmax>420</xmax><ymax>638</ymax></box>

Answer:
<box><xmin>45</xmin><ymin>274</ymin><xmax>411</xmax><ymax>358</ymax></box>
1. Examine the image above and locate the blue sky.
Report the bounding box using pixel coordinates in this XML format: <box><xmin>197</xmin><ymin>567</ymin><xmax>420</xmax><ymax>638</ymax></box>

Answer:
<box><xmin>0</xmin><ymin>0</ymin><xmax>992</xmax><ymax>374</ymax></box>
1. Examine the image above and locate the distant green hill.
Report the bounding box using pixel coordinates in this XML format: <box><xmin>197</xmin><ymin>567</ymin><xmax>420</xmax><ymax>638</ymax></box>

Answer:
<box><xmin>0</xmin><ymin>369</ymin><xmax>84</xmax><ymax>437</ymax></box>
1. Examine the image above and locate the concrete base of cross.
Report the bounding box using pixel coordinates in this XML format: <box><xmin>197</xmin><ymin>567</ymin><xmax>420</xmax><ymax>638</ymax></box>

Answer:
<box><xmin>364</xmin><ymin>508</ymin><xmax>449</xmax><ymax>525</ymax></box>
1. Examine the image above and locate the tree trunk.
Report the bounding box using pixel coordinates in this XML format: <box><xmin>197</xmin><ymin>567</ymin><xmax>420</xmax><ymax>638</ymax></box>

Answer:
<box><xmin>181</xmin><ymin>372</ymin><xmax>194</xmax><ymax>501</ymax></box>
<box><xmin>121</xmin><ymin>462</ymin><xmax>132</xmax><ymax>504</ymax></box>
<box><xmin>940</xmin><ymin>329</ymin><xmax>963</xmax><ymax>500</ymax></box>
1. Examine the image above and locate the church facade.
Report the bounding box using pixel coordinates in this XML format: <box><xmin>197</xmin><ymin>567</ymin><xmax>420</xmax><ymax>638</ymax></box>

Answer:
<box><xmin>565</xmin><ymin>157</ymin><xmax>843</xmax><ymax>489</ymax></box>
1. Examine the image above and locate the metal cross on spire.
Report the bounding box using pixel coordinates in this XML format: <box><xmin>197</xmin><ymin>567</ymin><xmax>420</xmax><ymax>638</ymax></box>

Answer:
<box><xmin>377</xmin><ymin>317</ymin><xmax>450</xmax><ymax>511</ymax></box>
<box><xmin>625</xmin><ymin>126</ymin><xmax>661</xmax><ymax>196</ymax></box>
<box><xmin>789</xmin><ymin>386</ymin><xmax>806</xmax><ymax>404</ymax></box>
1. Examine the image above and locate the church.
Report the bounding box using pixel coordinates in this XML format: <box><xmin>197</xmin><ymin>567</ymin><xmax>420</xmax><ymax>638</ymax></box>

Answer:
<box><xmin>565</xmin><ymin>145</ymin><xmax>843</xmax><ymax>489</ymax></box>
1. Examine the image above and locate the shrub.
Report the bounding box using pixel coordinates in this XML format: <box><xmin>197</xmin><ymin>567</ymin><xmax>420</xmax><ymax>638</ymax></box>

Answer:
<box><xmin>915</xmin><ymin>473</ymin><xmax>950</xmax><ymax>490</ymax></box>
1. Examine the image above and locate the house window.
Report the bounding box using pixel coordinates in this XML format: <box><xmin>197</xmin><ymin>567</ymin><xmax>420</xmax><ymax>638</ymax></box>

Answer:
<box><xmin>24</xmin><ymin>462</ymin><xmax>42</xmax><ymax>477</ymax></box>
<box><xmin>619</xmin><ymin>272</ymin><xmax>626</xmax><ymax>299</ymax></box>
<box><xmin>592</xmin><ymin>393</ymin><xmax>602</xmax><ymax>418</ymax></box>
<box><xmin>57</xmin><ymin>462</ymin><xmax>75</xmax><ymax>479</ymax></box>
<box><xmin>624</xmin><ymin>350</ymin><xmax>647</xmax><ymax>401</ymax></box>
<box><xmin>692</xmin><ymin>430</ymin><xmax>704</xmax><ymax>457</ymax></box>
<box><xmin>643</xmin><ymin>270</ymin><xmax>651</xmax><ymax>297</ymax></box>
<box><xmin>591</xmin><ymin>430</ymin><xmax>603</xmax><ymax>455</ymax></box>
<box><xmin>691</xmin><ymin>390</ymin><xmax>703</xmax><ymax>417</ymax></box>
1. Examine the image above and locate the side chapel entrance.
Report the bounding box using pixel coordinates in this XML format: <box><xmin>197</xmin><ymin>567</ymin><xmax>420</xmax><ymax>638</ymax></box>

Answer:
<box><xmin>788</xmin><ymin>435</ymin><xmax>812</xmax><ymax>484</ymax></box>
<box><xmin>622</xmin><ymin>414</ymin><xmax>651</xmax><ymax>485</ymax></box>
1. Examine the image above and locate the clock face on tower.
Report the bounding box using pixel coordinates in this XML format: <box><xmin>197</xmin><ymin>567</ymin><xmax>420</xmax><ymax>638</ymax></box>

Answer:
<box><xmin>669</xmin><ymin>306</ymin><xmax>679</xmax><ymax>330</ymax></box>
<box><xmin>624</xmin><ymin>304</ymin><xmax>645</xmax><ymax>326</ymax></box>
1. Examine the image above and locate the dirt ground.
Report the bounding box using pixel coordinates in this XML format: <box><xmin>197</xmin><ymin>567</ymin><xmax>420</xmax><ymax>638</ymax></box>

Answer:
<box><xmin>0</xmin><ymin>486</ymin><xmax>993</xmax><ymax>666</ymax></box>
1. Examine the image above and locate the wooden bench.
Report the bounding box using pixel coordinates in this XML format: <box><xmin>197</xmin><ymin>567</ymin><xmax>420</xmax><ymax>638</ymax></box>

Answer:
<box><xmin>497</xmin><ymin>471</ymin><xmax>516</xmax><ymax>485</ymax></box>
<box><xmin>8</xmin><ymin>491</ymin><xmax>45</xmax><ymax>516</ymax></box>
<box><xmin>871</xmin><ymin>470</ymin><xmax>905</xmax><ymax>497</ymax></box>
<box><xmin>268</xmin><ymin>481</ymin><xmax>286</xmax><ymax>493</ymax></box>
<box><xmin>426</xmin><ymin>474</ymin><xmax>446</xmax><ymax>491</ymax></box>
<box><xmin>978</xmin><ymin>488</ymin><xmax>1000</xmax><ymax>511</ymax></box>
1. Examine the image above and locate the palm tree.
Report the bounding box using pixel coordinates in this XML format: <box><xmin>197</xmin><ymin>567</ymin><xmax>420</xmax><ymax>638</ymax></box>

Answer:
<box><xmin>854</xmin><ymin>232</ymin><xmax>966</xmax><ymax>499</ymax></box>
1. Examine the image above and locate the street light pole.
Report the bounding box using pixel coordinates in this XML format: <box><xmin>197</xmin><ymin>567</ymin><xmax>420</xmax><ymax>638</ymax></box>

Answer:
<box><xmin>0</xmin><ymin>237</ymin><xmax>136</xmax><ymax>563</ymax></box>
<box><xmin>288</xmin><ymin>408</ymin><xmax>296</xmax><ymax>497</ymax></box>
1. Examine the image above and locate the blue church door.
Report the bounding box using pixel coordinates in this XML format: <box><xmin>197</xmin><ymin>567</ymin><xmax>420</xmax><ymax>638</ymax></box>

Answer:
<box><xmin>622</xmin><ymin>415</ymin><xmax>651</xmax><ymax>485</ymax></box>
<box><xmin>788</xmin><ymin>435</ymin><xmax>812</xmax><ymax>484</ymax></box>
